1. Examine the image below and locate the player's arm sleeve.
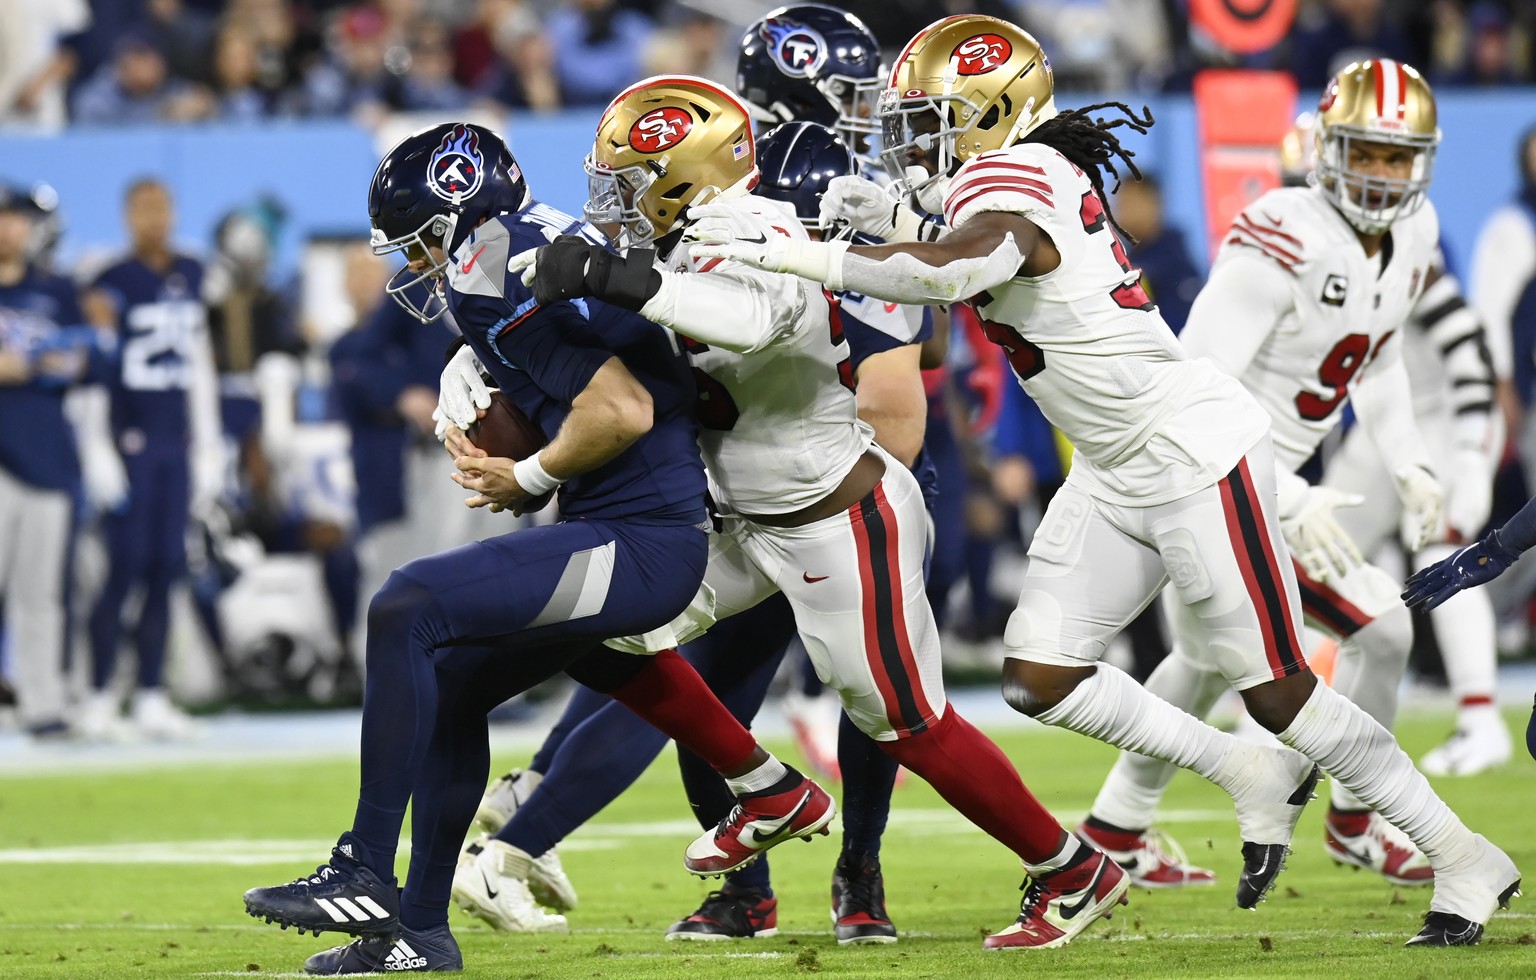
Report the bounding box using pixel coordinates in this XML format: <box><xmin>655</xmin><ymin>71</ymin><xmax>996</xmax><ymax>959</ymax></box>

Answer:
<box><xmin>1351</xmin><ymin>330</ymin><xmax>1435</xmax><ymax>475</ymax></box>
<box><xmin>1417</xmin><ymin>273</ymin><xmax>1499</xmax><ymax>454</ymax></box>
<box><xmin>1469</xmin><ymin>208</ymin><xmax>1530</xmax><ymax>379</ymax></box>
<box><xmin>1178</xmin><ymin>249</ymin><xmax>1294</xmax><ymax>378</ymax></box>
<box><xmin>638</xmin><ymin>261</ymin><xmax>799</xmax><ymax>354</ymax></box>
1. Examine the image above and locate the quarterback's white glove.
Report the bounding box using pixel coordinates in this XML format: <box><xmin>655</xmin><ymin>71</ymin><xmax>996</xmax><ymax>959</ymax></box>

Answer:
<box><xmin>1281</xmin><ymin>486</ymin><xmax>1366</xmax><ymax>583</ymax></box>
<box><xmin>1443</xmin><ymin>447</ymin><xmax>1494</xmax><ymax>544</ymax></box>
<box><xmin>1395</xmin><ymin>464</ymin><xmax>1444</xmax><ymax>552</ymax></box>
<box><xmin>817</xmin><ymin>175</ymin><xmax>935</xmax><ymax>243</ymax></box>
<box><xmin>437</xmin><ymin>342</ymin><xmax>492</xmax><ymax>440</ymax></box>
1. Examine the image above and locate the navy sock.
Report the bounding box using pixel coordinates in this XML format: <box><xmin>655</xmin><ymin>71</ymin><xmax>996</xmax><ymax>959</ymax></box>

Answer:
<box><xmin>135</xmin><ymin>566</ymin><xmax>174</xmax><ymax>689</ymax></box>
<box><xmin>323</xmin><ymin>543</ymin><xmax>362</xmax><ymax>639</ymax></box>
<box><xmin>399</xmin><ymin>662</ymin><xmax>495</xmax><ymax>931</ymax></box>
<box><xmin>350</xmin><ymin>573</ymin><xmax>444</xmax><ymax>880</ymax></box>
<box><xmin>529</xmin><ymin>682</ymin><xmax>611</xmax><ymax>775</ymax></box>
<box><xmin>837</xmin><ymin>712</ymin><xmax>897</xmax><ymax>858</ymax></box>
<box><xmin>498</xmin><ymin>696</ymin><xmax>670</xmax><ymax>857</ymax></box>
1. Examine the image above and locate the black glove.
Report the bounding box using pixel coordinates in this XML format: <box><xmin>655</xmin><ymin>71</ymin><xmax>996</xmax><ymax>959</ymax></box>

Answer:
<box><xmin>530</xmin><ymin>235</ymin><xmax>661</xmax><ymax>312</ymax></box>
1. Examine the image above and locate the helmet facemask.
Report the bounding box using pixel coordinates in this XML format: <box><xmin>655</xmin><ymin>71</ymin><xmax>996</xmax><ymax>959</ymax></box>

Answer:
<box><xmin>584</xmin><ymin>153</ymin><xmax>662</xmax><ymax>249</ymax></box>
<box><xmin>1316</xmin><ymin>129</ymin><xmax>1436</xmax><ymax>234</ymax></box>
<box><xmin>372</xmin><ymin>211</ymin><xmax>459</xmax><ymax>323</ymax></box>
<box><xmin>878</xmin><ymin>89</ymin><xmax>968</xmax><ymax>214</ymax></box>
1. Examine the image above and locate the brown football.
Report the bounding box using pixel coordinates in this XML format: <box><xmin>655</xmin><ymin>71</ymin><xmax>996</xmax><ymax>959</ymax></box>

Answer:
<box><xmin>468</xmin><ymin>391</ymin><xmax>555</xmax><ymax>513</ymax></box>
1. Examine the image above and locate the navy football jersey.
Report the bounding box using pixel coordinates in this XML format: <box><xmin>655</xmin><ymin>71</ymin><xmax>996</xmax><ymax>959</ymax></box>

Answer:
<box><xmin>444</xmin><ymin>201</ymin><xmax>705</xmax><ymax>524</ymax></box>
<box><xmin>92</xmin><ymin>256</ymin><xmax>206</xmax><ymax>450</ymax></box>
<box><xmin>0</xmin><ymin>269</ymin><xmax>93</xmax><ymax>490</ymax></box>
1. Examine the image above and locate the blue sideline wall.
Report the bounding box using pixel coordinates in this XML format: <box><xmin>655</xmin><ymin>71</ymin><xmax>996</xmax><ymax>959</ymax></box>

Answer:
<box><xmin>0</xmin><ymin>90</ymin><xmax>1531</xmax><ymax>281</ymax></box>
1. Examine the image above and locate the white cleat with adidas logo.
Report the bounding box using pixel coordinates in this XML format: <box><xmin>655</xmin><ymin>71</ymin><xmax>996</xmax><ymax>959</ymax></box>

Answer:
<box><xmin>450</xmin><ymin>836</ymin><xmax>569</xmax><ymax>933</ymax></box>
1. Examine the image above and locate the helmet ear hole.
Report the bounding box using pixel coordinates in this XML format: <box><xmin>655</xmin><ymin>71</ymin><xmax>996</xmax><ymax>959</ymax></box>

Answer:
<box><xmin>978</xmin><ymin>105</ymin><xmax>1001</xmax><ymax>131</ymax></box>
<box><xmin>661</xmin><ymin>182</ymin><xmax>694</xmax><ymax>200</ymax></box>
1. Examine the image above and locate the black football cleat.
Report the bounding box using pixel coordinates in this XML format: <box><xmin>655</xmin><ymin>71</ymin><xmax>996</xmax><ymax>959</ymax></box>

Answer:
<box><xmin>665</xmin><ymin>887</ymin><xmax>778</xmax><ymax>940</ymax></box>
<box><xmin>1405</xmin><ymin>911</ymin><xmax>1484</xmax><ymax>947</ymax></box>
<box><xmin>831</xmin><ymin>854</ymin><xmax>897</xmax><ymax>945</ymax></box>
<box><xmin>244</xmin><ymin>833</ymin><xmax>398</xmax><ymax>936</ymax></box>
<box><xmin>1236</xmin><ymin>842</ymin><xmax>1290</xmax><ymax>911</ymax></box>
<box><xmin>304</xmin><ymin>924</ymin><xmax>463</xmax><ymax>973</ymax></box>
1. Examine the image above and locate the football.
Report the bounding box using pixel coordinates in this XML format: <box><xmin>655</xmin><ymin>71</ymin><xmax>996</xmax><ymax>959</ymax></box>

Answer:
<box><xmin>467</xmin><ymin>391</ymin><xmax>555</xmax><ymax>513</ymax></box>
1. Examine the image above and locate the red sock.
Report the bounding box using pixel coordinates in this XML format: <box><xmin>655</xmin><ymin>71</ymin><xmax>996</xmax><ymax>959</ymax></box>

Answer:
<box><xmin>609</xmin><ymin>648</ymin><xmax>758</xmax><ymax>773</ymax></box>
<box><xmin>880</xmin><ymin>706</ymin><xmax>1065</xmax><ymax>864</ymax></box>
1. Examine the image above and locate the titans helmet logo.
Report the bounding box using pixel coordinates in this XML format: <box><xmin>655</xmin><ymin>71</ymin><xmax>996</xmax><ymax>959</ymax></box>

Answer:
<box><xmin>429</xmin><ymin>125</ymin><xmax>485</xmax><ymax>202</ymax></box>
<box><xmin>759</xmin><ymin>17</ymin><xmax>827</xmax><ymax>79</ymax></box>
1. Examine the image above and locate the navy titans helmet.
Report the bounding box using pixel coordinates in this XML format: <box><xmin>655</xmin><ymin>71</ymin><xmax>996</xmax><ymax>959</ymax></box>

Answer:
<box><xmin>368</xmin><ymin>122</ymin><xmax>528</xmax><ymax>322</ymax></box>
<box><xmin>754</xmin><ymin>122</ymin><xmax>858</xmax><ymax>235</ymax></box>
<box><xmin>736</xmin><ymin>4</ymin><xmax>884</xmax><ymax>152</ymax></box>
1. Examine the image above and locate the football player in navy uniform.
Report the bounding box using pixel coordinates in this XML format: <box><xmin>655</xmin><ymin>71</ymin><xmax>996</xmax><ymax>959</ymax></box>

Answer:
<box><xmin>80</xmin><ymin>178</ymin><xmax>221</xmax><ymax>741</ymax></box>
<box><xmin>242</xmin><ymin>123</ymin><xmax>834</xmax><ymax>974</ymax></box>
<box><xmin>0</xmin><ymin>186</ymin><xmax>107</xmax><ymax>739</ymax></box>
<box><xmin>447</xmin><ymin>117</ymin><xmax>934</xmax><ymax>945</ymax></box>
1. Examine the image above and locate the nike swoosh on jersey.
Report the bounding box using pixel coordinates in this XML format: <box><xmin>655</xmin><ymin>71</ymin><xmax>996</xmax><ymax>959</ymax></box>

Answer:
<box><xmin>802</xmin><ymin>572</ymin><xmax>829</xmax><ymax>583</ymax></box>
<box><xmin>1058</xmin><ymin>861</ymin><xmax>1107</xmax><ymax>920</ymax></box>
<box><xmin>747</xmin><ymin>790</ymin><xmax>812</xmax><ymax>844</ymax></box>
<box><xmin>460</xmin><ymin>245</ymin><xmax>488</xmax><ymax>274</ymax></box>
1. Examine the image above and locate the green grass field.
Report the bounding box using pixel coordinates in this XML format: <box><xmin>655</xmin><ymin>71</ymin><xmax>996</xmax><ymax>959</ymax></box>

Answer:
<box><xmin>3</xmin><ymin>711</ymin><xmax>1534</xmax><ymax>979</ymax></box>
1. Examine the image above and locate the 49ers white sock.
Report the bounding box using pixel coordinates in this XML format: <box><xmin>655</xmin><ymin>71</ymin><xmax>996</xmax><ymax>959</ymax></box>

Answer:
<box><xmin>1036</xmin><ymin>662</ymin><xmax>1255</xmax><ymax>798</ymax></box>
<box><xmin>1280</xmin><ymin>681</ymin><xmax>1479</xmax><ymax>871</ymax></box>
<box><xmin>1327</xmin><ymin>610</ymin><xmax>1412</xmax><ymax>812</ymax></box>
<box><xmin>726</xmin><ymin>755</ymin><xmax>788</xmax><ymax>796</ymax></box>
<box><xmin>1088</xmin><ymin>647</ymin><xmax>1233</xmax><ymax>831</ymax></box>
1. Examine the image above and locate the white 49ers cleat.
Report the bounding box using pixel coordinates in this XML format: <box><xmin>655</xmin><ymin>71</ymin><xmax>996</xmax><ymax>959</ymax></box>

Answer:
<box><xmin>684</xmin><ymin>773</ymin><xmax>835</xmax><ymax>877</ymax></box>
<box><xmin>1077</xmin><ymin>822</ymin><xmax>1217</xmax><ymax>888</ymax></box>
<box><xmin>1325</xmin><ymin>810</ymin><xmax>1434</xmax><ymax>886</ymax></box>
<box><xmin>983</xmin><ymin>850</ymin><xmax>1129</xmax><ymax>950</ymax></box>
<box><xmin>450</xmin><ymin>837</ymin><xmax>568</xmax><ymax>933</ymax></box>
<box><xmin>1406</xmin><ymin>834</ymin><xmax>1521</xmax><ymax>947</ymax></box>
<box><xmin>1420</xmin><ymin>712</ymin><xmax>1512</xmax><ymax>777</ymax></box>
<box><xmin>474</xmin><ymin>769</ymin><xmax>542</xmax><ymax>834</ymax></box>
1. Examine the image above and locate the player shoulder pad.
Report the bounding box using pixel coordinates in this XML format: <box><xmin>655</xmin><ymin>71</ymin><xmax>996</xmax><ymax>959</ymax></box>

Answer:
<box><xmin>942</xmin><ymin>144</ymin><xmax>1071</xmax><ymax>230</ymax></box>
<box><xmin>1220</xmin><ymin>187</ymin><xmax>1325</xmax><ymax>276</ymax></box>
<box><xmin>836</xmin><ymin>292</ymin><xmax>921</xmax><ymax>343</ymax></box>
<box><xmin>446</xmin><ymin>217</ymin><xmax>517</xmax><ymax>300</ymax></box>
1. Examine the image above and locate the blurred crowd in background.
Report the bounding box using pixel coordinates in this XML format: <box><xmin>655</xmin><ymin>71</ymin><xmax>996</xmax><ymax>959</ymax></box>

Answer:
<box><xmin>2</xmin><ymin>0</ymin><xmax>1536</xmax><ymax>130</ymax></box>
<box><xmin>9</xmin><ymin>0</ymin><xmax>1536</xmax><ymax>745</ymax></box>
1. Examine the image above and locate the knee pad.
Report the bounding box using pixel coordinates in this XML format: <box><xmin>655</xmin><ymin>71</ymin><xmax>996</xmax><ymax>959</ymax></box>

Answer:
<box><xmin>366</xmin><ymin>570</ymin><xmax>434</xmax><ymax>637</ymax></box>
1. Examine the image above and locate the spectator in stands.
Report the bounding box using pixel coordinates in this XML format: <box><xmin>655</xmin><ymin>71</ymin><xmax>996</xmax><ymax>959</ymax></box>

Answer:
<box><xmin>546</xmin><ymin>0</ymin><xmax>655</xmax><ymax>107</ymax></box>
<box><xmin>0</xmin><ymin>0</ymin><xmax>90</xmax><ymax>130</ymax></box>
<box><xmin>224</xmin><ymin>0</ymin><xmax>302</xmax><ymax>105</ymax></box>
<box><xmin>299</xmin><ymin>6</ymin><xmax>389</xmax><ymax>120</ymax></box>
<box><xmin>71</xmin><ymin>27</ymin><xmax>211</xmax><ymax>125</ymax></box>
<box><xmin>212</xmin><ymin>22</ymin><xmax>274</xmax><ymax>122</ymax></box>
<box><xmin>642</xmin><ymin>9</ymin><xmax>729</xmax><ymax>81</ymax></box>
<box><xmin>1286</xmin><ymin>0</ymin><xmax>1414</xmax><ymax>90</ymax></box>
<box><xmin>1114</xmin><ymin>174</ymin><xmax>1203</xmax><ymax>334</ymax></box>
<box><xmin>144</xmin><ymin>0</ymin><xmax>217</xmax><ymax>86</ymax></box>
<box><xmin>1439</xmin><ymin>3</ymin><xmax>1522</xmax><ymax>87</ymax></box>
<box><xmin>385</xmin><ymin>17</ymin><xmax>474</xmax><ymax>112</ymax></box>
<box><xmin>475</xmin><ymin>0</ymin><xmax>559</xmax><ymax>111</ymax></box>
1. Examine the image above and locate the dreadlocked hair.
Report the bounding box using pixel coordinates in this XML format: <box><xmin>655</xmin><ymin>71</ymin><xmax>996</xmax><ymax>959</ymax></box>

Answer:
<box><xmin>1022</xmin><ymin>101</ymin><xmax>1154</xmax><ymax>243</ymax></box>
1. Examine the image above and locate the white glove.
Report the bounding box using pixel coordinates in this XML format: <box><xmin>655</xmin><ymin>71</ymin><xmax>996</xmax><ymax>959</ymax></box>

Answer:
<box><xmin>437</xmin><ymin>343</ymin><xmax>492</xmax><ymax>439</ymax></box>
<box><xmin>190</xmin><ymin>442</ymin><xmax>226</xmax><ymax>517</ymax></box>
<box><xmin>1280</xmin><ymin>486</ymin><xmax>1366</xmax><ymax>583</ymax></box>
<box><xmin>818</xmin><ymin>175</ymin><xmax>930</xmax><ymax>243</ymax></box>
<box><xmin>81</xmin><ymin>446</ymin><xmax>129</xmax><ymax>514</ymax></box>
<box><xmin>1443</xmin><ymin>447</ymin><xmax>1495</xmax><ymax>543</ymax></box>
<box><xmin>1394</xmin><ymin>464</ymin><xmax>1444</xmax><ymax>552</ymax></box>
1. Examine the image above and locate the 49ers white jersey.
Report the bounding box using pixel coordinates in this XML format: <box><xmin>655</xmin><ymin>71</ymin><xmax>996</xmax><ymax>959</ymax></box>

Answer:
<box><xmin>941</xmin><ymin>144</ymin><xmax>1269</xmax><ymax>505</ymax></box>
<box><xmin>668</xmin><ymin>195</ymin><xmax>872</xmax><ymax>515</ymax></box>
<box><xmin>1188</xmin><ymin>186</ymin><xmax>1438</xmax><ymax>472</ymax></box>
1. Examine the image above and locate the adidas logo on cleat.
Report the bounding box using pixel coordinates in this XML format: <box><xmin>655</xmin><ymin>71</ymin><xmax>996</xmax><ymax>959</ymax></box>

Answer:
<box><xmin>384</xmin><ymin>940</ymin><xmax>428</xmax><ymax>971</ymax></box>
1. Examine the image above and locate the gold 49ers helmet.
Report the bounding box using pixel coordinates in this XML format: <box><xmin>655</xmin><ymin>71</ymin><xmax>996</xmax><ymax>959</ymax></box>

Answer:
<box><xmin>585</xmin><ymin>75</ymin><xmax>757</xmax><ymax>248</ymax></box>
<box><xmin>879</xmin><ymin>15</ymin><xmax>1055</xmax><ymax>209</ymax></box>
<box><xmin>1314</xmin><ymin>59</ymin><xmax>1440</xmax><ymax>234</ymax></box>
<box><xmin>1278</xmin><ymin>112</ymin><xmax>1317</xmax><ymax>187</ymax></box>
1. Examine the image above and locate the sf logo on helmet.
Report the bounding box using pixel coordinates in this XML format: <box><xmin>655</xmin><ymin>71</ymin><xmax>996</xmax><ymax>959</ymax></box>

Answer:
<box><xmin>629</xmin><ymin>107</ymin><xmax>693</xmax><ymax>153</ymax></box>
<box><xmin>759</xmin><ymin>17</ymin><xmax>827</xmax><ymax>78</ymax></box>
<box><xmin>953</xmin><ymin>34</ymin><xmax>1013</xmax><ymax>76</ymax></box>
<box><xmin>429</xmin><ymin>125</ymin><xmax>485</xmax><ymax>202</ymax></box>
